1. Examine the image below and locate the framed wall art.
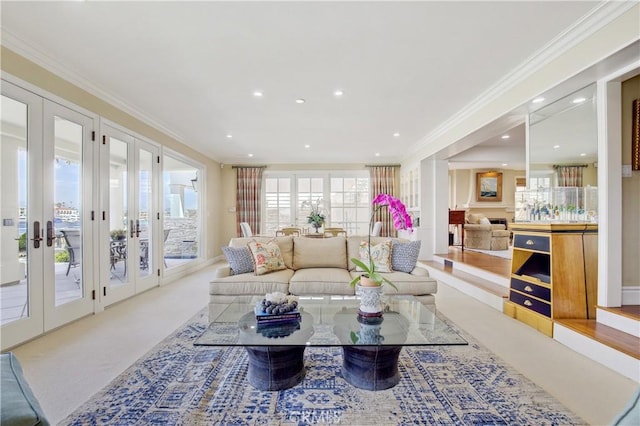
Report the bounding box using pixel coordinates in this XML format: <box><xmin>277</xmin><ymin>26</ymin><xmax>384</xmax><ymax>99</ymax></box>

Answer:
<box><xmin>476</xmin><ymin>172</ymin><xmax>503</xmax><ymax>202</ymax></box>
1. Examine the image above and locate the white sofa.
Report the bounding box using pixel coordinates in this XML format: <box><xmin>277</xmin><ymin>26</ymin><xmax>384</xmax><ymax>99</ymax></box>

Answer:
<box><xmin>210</xmin><ymin>235</ymin><xmax>437</xmax><ymax>306</ymax></box>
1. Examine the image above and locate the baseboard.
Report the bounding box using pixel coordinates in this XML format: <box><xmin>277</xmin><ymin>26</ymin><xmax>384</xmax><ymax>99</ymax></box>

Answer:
<box><xmin>554</xmin><ymin>323</ymin><xmax>640</xmax><ymax>382</ymax></box>
<box><xmin>622</xmin><ymin>286</ymin><xmax>640</xmax><ymax>305</ymax></box>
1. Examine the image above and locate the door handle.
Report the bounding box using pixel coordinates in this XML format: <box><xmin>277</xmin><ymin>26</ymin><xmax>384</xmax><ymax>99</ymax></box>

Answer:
<box><xmin>136</xmin><ymin>220</ymin><xmax>140</xmax><ymax>238</ymax></box>
<box><xmin>130</xmin><ymin>220</ymin><xmax>135</xmax><ymax>238</ymax></box>
<box><xmin>46</xmin><ymin>220</ymin><xmax>55</xmax><ymax>247</ymax></box>
<box><xmin>31</xmin><ymin>221</ymin><xmax>43</xmax><ymax>248</ymax></box>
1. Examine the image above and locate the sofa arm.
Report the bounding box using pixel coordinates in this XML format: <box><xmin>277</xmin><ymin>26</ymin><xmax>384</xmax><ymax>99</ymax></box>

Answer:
<box><xmin>490</xmin><ymin>224</ymin><xmax>506</xmax><ymax>231</ymax></box>
<box><xmin>213</xmin><ymin>265</ymin><xmax>232</xmax><ymax>279</ymax></box>
<box><xmin>463</xmin><ymin>224</ymin><xmax>492</xmax><ymax>231</ymax></box>
<box><xmin>411</xmin><ymin>266</ymin><xmax>430</xmax><ymax>277</ymax></box>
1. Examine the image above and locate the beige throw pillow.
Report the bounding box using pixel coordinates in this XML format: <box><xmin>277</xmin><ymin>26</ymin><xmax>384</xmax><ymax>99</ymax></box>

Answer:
<box><xmin>357</xmin><ymin>239</ymin><xmax>393</xmax><ymax>273</ymax></box>
<box><xmin>247</xmin><ymin>240</ymin><xmax>286</xmax><ymax>276</ymax></box>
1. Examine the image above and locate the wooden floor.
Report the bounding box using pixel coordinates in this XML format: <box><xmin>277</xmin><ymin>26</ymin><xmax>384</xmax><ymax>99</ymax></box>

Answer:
<box><xmin>436</xmin><ymin>246</ymin><xmax>511</xmax><ymax>278</ymax></box>
<box><xmin>434</xmin><ymin>246</ymin><xmax>640</xmax><ymax>360</ymax></box>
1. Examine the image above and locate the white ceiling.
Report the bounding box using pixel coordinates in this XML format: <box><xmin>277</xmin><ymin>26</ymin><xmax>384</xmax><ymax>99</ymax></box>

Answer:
<box><xmin>1</xmin><ymin>1</ymin><xmax>602</xmax><ymax>166</ymax></box>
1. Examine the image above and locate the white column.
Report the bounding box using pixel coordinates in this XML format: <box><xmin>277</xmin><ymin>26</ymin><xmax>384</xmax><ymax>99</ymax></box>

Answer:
<box><xmin>419</xmin><ymin>156</ymin><xmax>449</xmax><ymax>260</ymax></box>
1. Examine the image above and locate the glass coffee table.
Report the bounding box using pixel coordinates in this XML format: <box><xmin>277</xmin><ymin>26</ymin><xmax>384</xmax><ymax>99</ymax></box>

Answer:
<box><xmin>195</xmin><ymin>295</ymin><xmax>467</xmax><ymax>391</ymax></box>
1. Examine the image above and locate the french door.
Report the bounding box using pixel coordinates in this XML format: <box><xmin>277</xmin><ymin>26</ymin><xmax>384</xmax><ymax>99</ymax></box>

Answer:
<box><xmin>1</xmin><ymin>81</ymin><xmax>96</xmax><ymax>350</ymax></box>
<box><xmin>100</xmin><ymin>124</ymin><xmax>159</xmax><ymax>306</ymax></box>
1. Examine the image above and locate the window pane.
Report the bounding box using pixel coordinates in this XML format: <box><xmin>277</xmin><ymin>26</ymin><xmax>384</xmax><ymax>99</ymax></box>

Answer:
<box><xmin>163</xmin><ymin>155</ymin><xmax>200</xmax><ymax>269</ymax></box>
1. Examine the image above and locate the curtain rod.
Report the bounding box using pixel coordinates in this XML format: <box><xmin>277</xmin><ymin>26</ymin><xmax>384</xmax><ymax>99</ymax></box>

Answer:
<box><xmin>364</xmin><ymin>164</ymin><xmax>401</xmax><ymax>168</ymax></box>
<box><xmin>552</xmin><ymin>164</ymin><xmax>588</xmax><ymax>168</ymax></box>
<box><xmin>231</xmin><ymin>165</ymin><xmax>267</xmax><ymax>169</ymax></box>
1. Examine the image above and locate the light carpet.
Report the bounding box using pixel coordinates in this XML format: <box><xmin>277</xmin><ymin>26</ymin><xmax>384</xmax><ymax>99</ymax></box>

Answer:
<box><xmin>61</xmin><ymin>307</ymin><xmax>583</xmax><ymax>425</ymax></box>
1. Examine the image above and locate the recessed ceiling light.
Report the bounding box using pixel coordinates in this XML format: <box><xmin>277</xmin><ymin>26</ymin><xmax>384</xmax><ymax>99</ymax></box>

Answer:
<box><xmin>304</xmin><ymin>144</ymin><xmax>310</xmax><ymax>149</ymax></box>
<box><xmin>296</xmin><ymin>98</ymin><xmax>305</xmax><ymax>104</ymax></box>
<box><xmin>572</xmin><ymin>97</ymin><xmax>586</xmax><ymax>104</ymax></box>
<box><xmin>501</xmin><ymin>135</ymin><xmax>510</xmax><ymax>140</ymax></box>
<box><xmin>248</xmin><ymin>153</ymin><xmax>254</xmax><ymax>157</ymax></box>
<box><xmin>553</xmin><ymin>145</ymin><xmax>560</xmax><ymax>149</ymax></box>
<box><xmin>334</xmin><ymin>90</ymin><xmax>343</xmax><ymax>97</ymax></box>
<box><xmin>532</xmin><ymin>97</ymin><xmax>545</xmax><ymax>104</ymax></box>
<box><xmin>226</xmin><ymin>134</ymin><xmax>233</xmax><ymax>139</ymax></box>
<box><xmin>502</xmin><ymin>163</ymin><xmax>508</xmax><ymax>167</ymax></box>
<box><xmin>580</xmin><ymin>153</ymin><xmax>587</xmax><ymax>156</ymax></box>
<box><xmin>393</xmin><ymin>132</ymin><xmax>400</xmax><ymax>138</ymax></box>
<box><xmin>253</xmin><ymin>91</ymin><xmax>263</xmax><ymax>97</ymax></box>
<box><xmin>375</xmin><ymin>153</ymin><xmax>381</xmax><ymax>157</ymax></box>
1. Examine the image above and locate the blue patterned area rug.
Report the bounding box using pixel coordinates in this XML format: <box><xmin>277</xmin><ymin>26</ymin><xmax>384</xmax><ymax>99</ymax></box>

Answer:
<box><xmin>62</xmin><ymin>308</ymin><xmax>583</xmax><ymax>425</ymax></box>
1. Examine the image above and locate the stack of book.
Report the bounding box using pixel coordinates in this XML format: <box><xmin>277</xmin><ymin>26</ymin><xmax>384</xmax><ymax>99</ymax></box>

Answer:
<box><xmin>255</xmin><ymin>308</ymin><xmax>301</xmax><ymax>325</ymax></box>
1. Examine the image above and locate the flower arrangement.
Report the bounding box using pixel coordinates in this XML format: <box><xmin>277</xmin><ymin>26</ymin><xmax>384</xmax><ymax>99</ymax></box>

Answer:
<box><xmin>349</xmin><ymin>194</ymin><xmax>413</xmax><ymax>289</ymax></box>
<box><xmin>305</xmin><ymin>199</ymin><xmax>326</xmax><ymax>232</ymax></box>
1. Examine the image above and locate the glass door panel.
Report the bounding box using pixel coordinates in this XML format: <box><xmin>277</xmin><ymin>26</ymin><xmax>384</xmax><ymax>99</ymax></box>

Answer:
<box><xmin>42</xmin><ymin>101</ymin><xmax>94</xmax><ymax>331</ymax></box>
<box><xmin>108</xmin><ymin>137</ymin><xmax>130</xmax><ymax>289</ymax></box>
<box><xmin>1</xmin><ymin>96</ymin><xmax>30</xmax><ymax>324</ymax></box>
<box><xmin>137</xmin><ymin>147</ymin><xmax>152</xmax><ymax>278</ymax></box>
<box><xmin>0</xmin><ymin>84</ymin><xmax>44</xmax><ymax>350</ymax></box>
<box><xmin>53</xmin><ymin>116</ymin><xmax>83</xmax><ymax>306</ymax></box>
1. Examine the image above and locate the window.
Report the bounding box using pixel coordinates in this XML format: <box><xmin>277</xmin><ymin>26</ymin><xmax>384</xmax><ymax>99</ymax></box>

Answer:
<box><xmin>162</xmin><ymin>153</ymin><xmax>202</xmax><ymax>268</ymax></box>
<box><xmin>264</xmin><ymin>177</ymin><xmax>292</xmax><ymax>235</ymax></box>
<box><xmin>330</xmin><ymin>176</ymin><xmax>370</xmax><ymax>235</ymax></box>
<box><xmin>263</xmin><ymin>171</ymin><xmax>369</xmax><ymax>235</ymax></box>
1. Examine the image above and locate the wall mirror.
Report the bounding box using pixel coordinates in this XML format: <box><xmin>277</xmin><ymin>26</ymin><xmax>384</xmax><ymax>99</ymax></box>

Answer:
<box><xmin>528</xmin><ymin>83</ymin><xmax>598</xmax><ymax>187</ymax></box>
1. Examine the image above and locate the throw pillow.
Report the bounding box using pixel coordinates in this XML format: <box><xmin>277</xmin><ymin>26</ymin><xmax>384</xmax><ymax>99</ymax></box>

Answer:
<box><xmin>247</xmin><ymin>240</ymin><xmax>286</xmax><ymax>276</ymax></box>
<box><xmin>391</xmin><ymin>240</ymin><xmax>421</xmax><ymax>273</ymax></box>
<box><xmin>357</xmin><ymin>239</ymin><xmax>393</xmax><ymax>273</ymax></box>
<box><xmin>221</xmin><ymin>246</ymin><xmax>254</xmax><ymax>275</ymax></box>
<box><xmin>480</xmin><ymin>217</ymin><xmax>491</xmax><ymax>225</ymax></box>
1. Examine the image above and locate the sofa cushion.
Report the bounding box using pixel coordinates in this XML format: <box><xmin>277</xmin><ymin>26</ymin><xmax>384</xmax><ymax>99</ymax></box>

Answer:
<box><xmin>357</xmin><ymin>239</ymin><xmax>393</xmax><ymax>272</ymax></box>
<box><xmin>221</xmin><ymin>246</ymin><xmax>254</xmax><ymax>275</ymax></box>
<box><xmin>292</xmin><ymin>236</ymin><xmax>347</xmax><ymax>270</ymax></box>
<box><xmin>289</xmin><ymin>268</ymin><xmax>354</xmax><ymax>295</ymax></box>
<box><xmin>391</xmin><ymin>240</ymin><xmax>421</xmax><ymax>273</ymax></box>
<box><xmin>1</xmin><ymin>352</ymin><xmax>49</xmax><ymax>426</ymax></box>
<box><xmin>209</xmin><ymin>268</ymin><xmax>293</xmax><ymax>296</ymax></box>
<box><xmin>247</xmin><ymin>241</ymin><xmax>286</xmax><ymax>276</ymax></box>
<box><xmin>229</xmin><ymin>236</ymin><xmax>294</xmax><ymax>269</ymax></box>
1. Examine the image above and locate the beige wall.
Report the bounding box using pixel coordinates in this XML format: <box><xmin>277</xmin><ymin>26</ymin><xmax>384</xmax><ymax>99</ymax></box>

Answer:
<box><xmin>1</xmin><ymin>47</ymin><xmax>223</xmax><ymax>262</ymax></box>
<box><xmin>449</xmin><ymin>169</ymin><xmax>525</xmax><ymax>222</ymax></box>
<box><xmin>621</xmin><ymin>75</ymin><xmax>640</xmax><ymax>288</ymax></box>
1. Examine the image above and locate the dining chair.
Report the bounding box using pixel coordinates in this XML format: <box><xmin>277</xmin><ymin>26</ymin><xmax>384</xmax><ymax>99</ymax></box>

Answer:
<box><xmin>276</xmin><ymin>227</ymin><xmax>301</xmax><ymax>236</ymax></box>
<box><xmin>323</xmin><ymin>227</ymin><xmax>347</xmax><ymax>237</ymax></box>
<box><xmin>240</xmin><ymin>222</ymin><xmax>253</xmax><ymax>238</ymax></box>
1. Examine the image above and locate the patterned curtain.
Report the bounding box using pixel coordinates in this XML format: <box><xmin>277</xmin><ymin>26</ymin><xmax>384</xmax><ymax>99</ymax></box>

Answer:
<box><xmin>236</xmin><ymin>167</ymin><xmax>264</xmax><ymax>236</ymax></box>
<box><xmin>554</xmin><ymin>165</ymin><xmax>586</xmax><ymax>187</ymax></box>
<box><xmin>369</xmin><ymin>166</ymin><xmax>398</xmax><ymax>237</ymax></box>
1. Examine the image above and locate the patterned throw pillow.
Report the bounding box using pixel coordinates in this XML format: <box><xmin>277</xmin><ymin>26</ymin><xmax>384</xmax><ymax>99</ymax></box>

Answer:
<box><xmin>357</xmin><ymin>239</ymin><xmax>393</xmax><ymax>273</ymax></box>
<box><xmin>221</xmin><ymin>246</ymin><xmax>254</xmax><ymax>275</ymax></box>
<box><xmin>391</xmin><ymin>240</ymin><xmax>421</xmax><ymax>273</ymax></box>
<box><xmin>247</xmin><ymin>240</ymin><xmax>287</xmax><ymax>276</ymax></box>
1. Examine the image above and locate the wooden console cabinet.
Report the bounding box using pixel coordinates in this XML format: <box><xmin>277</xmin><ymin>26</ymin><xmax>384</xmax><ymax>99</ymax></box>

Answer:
<box><xmin>448</xmin><ymin>210</ymin><xmax>466</xmax><ymax>248</ymax></box>
<box><xmin>503</xmin><ymin>223</ymin><xmax>598</xmax><ymax>337</ymax></box>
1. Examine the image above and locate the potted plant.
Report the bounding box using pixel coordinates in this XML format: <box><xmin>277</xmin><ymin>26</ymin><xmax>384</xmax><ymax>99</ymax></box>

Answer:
<box><xmin>350</xmin><ymin>194</ymin><xmax>413</xmax><ymax>316</ymax></box>
<box><xmin>306</xmin><ymin>199</ymin><xmax>326</xmax><ymax>233</ymax></box>
<box><xmin>110</xmin><ymin>229</ymin><xmax>127</xmax><ymax>241</ymax></box>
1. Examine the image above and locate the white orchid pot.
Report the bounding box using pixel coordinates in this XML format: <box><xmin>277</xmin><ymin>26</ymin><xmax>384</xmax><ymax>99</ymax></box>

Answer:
<box><xmin>356</xmin><ymin>283</ymin><xmax>384</xmax><ymax>317</ymax></box>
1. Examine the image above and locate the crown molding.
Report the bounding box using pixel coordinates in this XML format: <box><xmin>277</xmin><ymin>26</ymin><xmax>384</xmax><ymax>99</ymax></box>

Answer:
<box><xmin>1</xmin><ymin>28</ymin><xmax>197</xmax><ymax>155</ymax></box>
<box><xmin>405</xmin><ymin>0</ymin><xmax>638</xmax><ymax>163</ymax></box>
